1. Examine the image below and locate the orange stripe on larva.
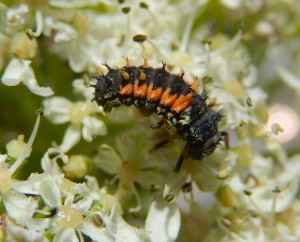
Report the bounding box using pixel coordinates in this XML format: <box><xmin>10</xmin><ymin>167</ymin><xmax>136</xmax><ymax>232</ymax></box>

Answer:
<box><xmin>171</xmin><ymin>93</ymin><xmax>193</xmax><ymax>113</ymax></box>
<box><xmin>147</xmin><ymin>88</ymin><xmax>163</xmax><ymax>101</ymax></box>
<box><xmin>120</xmin><ymin>84</ymin><xmax>133</xmax><ymax>95</ymax></box>
<box><xmin>134</xmin><ymin>84</ymin><xmax>147</xmax><ymax>97</ymax></box>
<box><xmin>160</xmin><ymin>91</ymin><xmax>178</xmax><ymax>106</ymax></box>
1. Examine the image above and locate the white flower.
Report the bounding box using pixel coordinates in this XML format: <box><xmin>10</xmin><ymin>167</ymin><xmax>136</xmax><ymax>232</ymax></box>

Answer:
<box><xmin>53</xmin><ymin>227</ymin><xmax>82</xmax><ymax>242</ymax></box>
<box><xmin>93</xmin><ymin>133</ymin><xmax>164</xmax><ymax>212</ymax></box>
<box><xmin>201</xmin><ymin>33</ymin><xmax>267</xmax><ymax>126</ymax></box>
<box><xmin>6</xmin><ymin>4</ymin><xmax>28</xmax><ymax>24</ymax></box>
<box><xmin>64</xmin><ymin>183</ymin><xmax>94</xmax><ymax>214</ymax></box>
<box><xmin>78</xmin><ymin>201</ymin><xmax>180</xmax><ymax>242</ymax></box>
<box><xmin>43</xmin><ymin>14</ymin><xmax>107</xmax><ymax>73</ymax></box>
<box><xmin>43</xmin><ymin>96</ymin><xmax>107</xmax><ymax>152</ymax></box>
<box><xmin>6</xmin><ymin>221</ymin><xmax>48</xmax><ymax>242</ymax></box>
<box><xmin>1</xmin><ymin>58</ymin><xmax>54</xmax><ymax>96</ymax></box>
<box><xmin>43</xmin><ymin>16</ymin><xmax>78</xmax><ymax>43</ymax></box>
<box><xmin>1</xmin><ymin>4</ymin><xmax>29</xmax><ymax>34</ymax></box>
<box><xmin>145</xmin><ymin>199</ymin><xmax>181</xmax><ymax>242</ymax></box>
<box><xmin>251</xmin><ymin>155</ymin><xmax>300</xmax><ymax>213</ymax></box>
<box><xmin>0</xmin><ymin>113</ymin><xmax>51</xmax><ymax>233</ymax></box>
<box><xmin>107</xmin><ymin>207</ymin><xmax>146</xmax><ymax>242</ymax></box>
<box><xmin>2</xmin><ymin>190</ymin><xmax>50</xmax><ymax>230</ymax></box>
<box><xmin>78</xmin><ymin>221</ymin><xmax>114</xmax><ymax>242</ymax></box>
<box><xmin>7</xmin><ymin>144</ymin><xmax>118</xmax><ymax>242</ymax></box>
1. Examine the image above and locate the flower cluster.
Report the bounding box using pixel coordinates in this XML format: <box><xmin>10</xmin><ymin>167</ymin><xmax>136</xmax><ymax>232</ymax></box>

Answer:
<box><xmin>1</xmin><ymin>0</ymin><xmax>300</xmax><ymax>241</ymax></box>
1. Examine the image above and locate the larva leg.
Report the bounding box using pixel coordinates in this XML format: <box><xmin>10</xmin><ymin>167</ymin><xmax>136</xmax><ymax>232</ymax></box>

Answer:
<box><xmin>174</xmin><ymin>144</ymin><xmax>189</xmax><ymax>172</ymax></box>
<box><xmin>220</xmin><ymin>131</ymin><xmax>229</xmax><ymax>149</ymax></box>
<box><xmin>150</xmin><ymin>117</ymin><xmax>166</xmax><ymax>129</ymax></box>
<box><xmin>149</xmin><ymin>135</ymin><xmax>175</xmax><ymax>153</ymax></box>
<box><xmin>207</xmin><ymin>100</ymin><xmax>217</xmax><ymax>108</ymax></box>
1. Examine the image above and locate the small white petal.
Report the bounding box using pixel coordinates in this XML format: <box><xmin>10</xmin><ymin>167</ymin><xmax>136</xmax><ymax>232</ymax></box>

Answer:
<box><xmin>84</xmin><ymin>175</ymin><xmax>108</xmax><ymax>201</ymax></box>
<box><xmin>277</xmin><ymin>154</ymin><xmax>300</xmax><ymax>184</ymax></box>
<box><xmin>73</xmin><ymin>78</ymin><xmax>94</xmax><ymax>99</ymax></box>
<box><xmin>250</xmin><ymin>155</ymin><xmax>273</xmax><ymax>180</ymax></box>
<box><xmin>115</xmin><ymin>135</ymin><xmax>142</xmax><ymax>161</ymax></box>
<box><xmin>53</xmin><ymin>228</ymin><xmax>79</xmax><ymax>242</ymax></box>
<box><xmin>44</xmin><ymin>17</ymin><xmax>77</xmax><ymax>42</ymax></box>
<box><xmin>108</xmin><ymin>106</ymin><xmax>136</xmax><ymax>123</ymax></box>
<box><xmin>246</xmin><ymin>87</ymin><xmax>268</xmax><ymax>107</ymax></box>
<box><xmin>93</xmin><ymin>144</ymin><xmax>122</xmax><ymax>174</ymax></box>
<box><xmin>251</xmin><ymin>181</ymin><xmax>298</xmax><ymax>213</ymax></box>
<box><xmin>6</xmin><ymin>221</ymin><xmax>48</xmax><ymax>242</ymax></box>
<box><xmin>6</xmin><ymin>4</ymin><xmax>29</xmax><ymax>22</ymax></box>
<box><xmin>227</xmin><ymin>173</ymin><xmax>247</xmax><ymax>193</ymax></box>
<box><xmin>59</xmin><ymin>124</ymin><xmax>81</xmax><ymax>153</ymax></box>
<box><xmin>0</xmin><ymin>154</ymin><xmax>8</xmax><ymax>165</ymax></box>
<box><xmin>2</xmin><ymin>190</ymin><xmax>50</xmax><ymax>230</ymax></box>
<box><xmin>32</xmin><ymin>11</ymin><xmax>43</xmax><ymax>37</ymax></box>
<box><xmin>145</xmin><ymin>200</ymin><xmax>181</xmax><ymax>242</ymax></box>
<box><xmin>163</xmin><ymin>171</ymin><xmax>187</xmax><ymax>202</ymax></box>
<box><xmin>109</xmin><ymin>207</ymin><xmax>144</xmax><ymax>242</ymax></box>
<box><xmin>24</xmin><ymin>78</ymin><xmax>54</xmax><ymax>96</ymax></box>
<box><xmin>35</xmin><ymin>175</ymin><xmax>63</xmax><ymax>208</ymax></box>
<box><xmin>68</xmin><ymin>42</ymin><xmax>88</xmax><ymax>72</ymax></box>
<box><xmin>21</xmin><ymin>60</ymin><xmax>53</xmax><ymax>96</ymax></box>
<box><xmin>1</xmin><ymin>58</ymin><xmax>53</xmax><ymax>96</ymax></box>
<box><xmin>41</xmin><ymin>147</ymin><xmax>69</xmax><ymax>172</ymax></box>
<box><xmin>81</xmin><ymin>116</ymin><xmax>107</xmax><ymax>142</ymax></box>
<box><xmin>1</xmin><ymin>58</ymin><xmax>23</xmax><ymax>86</ymax></box>
<box><xmin>78</xmin><ymin>221</ymin><xmax>114</xmax><ymax>242</ymax></box>
<box><xmin>64</xmin><ymin>183</ymin><xmax>94</xmax><ymax>213</ymax></box>
<box><xmin>2</xmin><ymin>190</ymin><xmax>36</xmax><ymax>224</ymax></box>
<box><xmin>278</xmin><ymin>67</ymin><xmax>300</xmax><ymax>91</ymax></box>
<box><xmin>85</xmin><ymin>175</ymin><xmax>100</xmax><ymax>192</ymax></box>
<box><xmin>13</xmin><ymin>172</ymin><xmax>54</xmax><ymax>195</ymax></box>
<box><xmin>43</xmin><ymin>97</ymin><xmax>73</xmax><ymax>124</ymax></box>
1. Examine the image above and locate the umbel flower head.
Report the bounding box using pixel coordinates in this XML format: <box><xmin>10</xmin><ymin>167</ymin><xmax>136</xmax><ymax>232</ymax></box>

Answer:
<box><xmin>1</xmin><ymin>0</ymin><xmax>300</xmax><ymax>241</ymax></box>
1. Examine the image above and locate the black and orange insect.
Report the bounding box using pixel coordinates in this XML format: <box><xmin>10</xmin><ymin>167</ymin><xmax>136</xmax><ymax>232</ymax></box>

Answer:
<box><xmin>90</xmin><ymin>59</ymin><xmax>227</xmax><ymax>172</ymax></box>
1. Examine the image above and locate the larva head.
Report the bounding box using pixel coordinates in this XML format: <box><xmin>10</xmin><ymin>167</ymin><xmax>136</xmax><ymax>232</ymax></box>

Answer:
<box><xmin>187</xmin><ymin>109</ymin><xmax>222</xmax><ymax>142</ymax></box>
<box><xmin>187</xmin><ymin>132</ymin><xmax>222</xmax><ymax>160</ymax></box>
<box><xmin>93</xmin><ymin>70</ymin><xmax>122</xmax><ymax>111</ymax></box>
<box><xmin>185</xmin><ymin>109</ymin><xmax>223</xmax><ymax>159</ymax></box>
